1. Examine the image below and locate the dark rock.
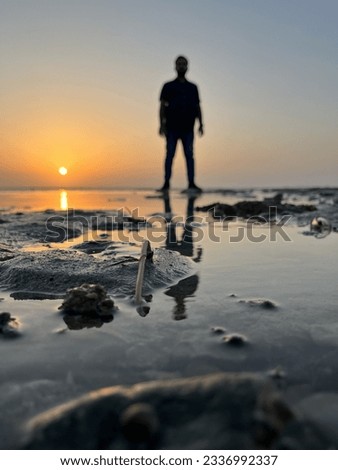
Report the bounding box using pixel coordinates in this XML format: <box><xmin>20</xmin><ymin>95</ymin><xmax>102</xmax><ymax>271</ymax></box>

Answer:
<box><xmin>212</xmin><ymin>204</ymin><xmax>237</xmax><ymax>219</ymax></box>
<box><xmin>234</xmin><ymin>201</ymin><xmax>270</xmax><ymax>218</ymax></box>
<box><xmin>223</xmin><ymin>333</ymin><xmax>248</xmax><ymax>346</ymax></box>
<box><xmin>196</xmin><ymin>203</ymin><xmax>236</xmax><ymax>219</ymax></box>
<box><xmin>196</xmin><ymin>198</ymin><xmax>317</xmax><ymax>221</ymax></box>
<box><xmin>23</xmin><ymin>372</ymin><xmax>297</xmax><ymax>450</ymax></box>
<box><xmin>0</xmin><ymin>312</ymin><xmax>11</xmax><ymax>325</ymax></box>
<box><xmin>263</xmin><ymin>193</ymin><xmax>284</xmax><ymax>205</ymax></box>
<box><xmin>58</xmin><ymin>284</ymin><xmax>116</xmax><ymax>330</ymax></box>
<box><xmin>195</xmin><ymin>202</ymin><xmax>221</xmax><ymax>212</ymax></box>
<box><xmin>239</xmin><ymin>299</ymin><xmax>278</xmax><ymax>309</ymax></box>
<box><xmin>58</xmin><ymin>284</ymin><xmax>115</xmax><ymax>317</ymax></box>
<box><xmin>211</xmin><ymin>326</ymin><xmax>227</xmax><ymax>335</ymax></box>
<box><xmin>0</xmin><ymin>312</ymin><xmax>21</xmax><ymax>338</ymax></box>
<box><xmin>283</xmin><ymin>203</ymin><xmax>317</xmax><ymax>214</ymax></box>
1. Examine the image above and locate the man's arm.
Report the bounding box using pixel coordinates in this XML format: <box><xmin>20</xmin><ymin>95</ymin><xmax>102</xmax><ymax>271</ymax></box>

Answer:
<box><xmin>196</xmin><ymin>103</ymin><xmax>204</xmax><ymax>136</ymax></box>
<box><xmin>159</xmin><ymin>99</ymin><xmax>168</xmax><ymax>136</ymax></box>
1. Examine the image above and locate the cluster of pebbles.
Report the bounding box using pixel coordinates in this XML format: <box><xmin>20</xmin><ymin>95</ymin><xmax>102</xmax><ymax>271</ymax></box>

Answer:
<box><xmin>58</xmin><ymin>283</ymin><xmax>116</xmax><ymax>330</ymax></box>
<box><xmin>210</xmin><ymin>297</ymin><xmax>278</xmax><ymax>347</ymax></box>
<box><xmin>59</xmin><ymin>283</ymin><xmax>115</xmax><ymax>317</ymax></box>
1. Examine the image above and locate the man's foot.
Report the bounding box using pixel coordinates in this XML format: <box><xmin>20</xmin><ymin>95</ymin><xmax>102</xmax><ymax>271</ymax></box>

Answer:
<box><xmin>189</xmin><ymin>183</ymin><xmax>202</xmax><ymax>192</ymax></box>
<box><xmin>156</xmin><ymin>183</ymin><xmax>170</xmax><ymax>193</ymax></box>
<box><xmin>181</xmin><ymin>183</ymin><xmax>203</xmax><ymax>194</ymax></box>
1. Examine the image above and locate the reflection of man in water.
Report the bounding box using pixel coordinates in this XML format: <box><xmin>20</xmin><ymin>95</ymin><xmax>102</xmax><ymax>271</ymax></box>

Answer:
<box><xmin>163</xmin><ymin>193</ymin><xmax>202</xmax><ymax>320</ymax></box>
<box><xmin>158</xmin><ymin>56</ymin><xmax>204</xmax><ymax>193</ymax></box>
<box><xmin>164</xmin><ymin>194</ymin><xmax>202</xmax><ymax>261</ymax></box>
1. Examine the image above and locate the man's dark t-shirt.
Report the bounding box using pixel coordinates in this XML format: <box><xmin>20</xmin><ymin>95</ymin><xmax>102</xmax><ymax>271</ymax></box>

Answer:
<box><xmin>160</xmin><ymin>79</ymin><xmax>200</xmax><ymax>132</ymax></box>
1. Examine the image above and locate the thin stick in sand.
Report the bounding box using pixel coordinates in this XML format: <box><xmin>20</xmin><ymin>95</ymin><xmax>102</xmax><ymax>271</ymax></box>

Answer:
<box><xmin>134</xmin><ymin>240</ymin><xmax>153</xmax><ymax>315</ymax></box>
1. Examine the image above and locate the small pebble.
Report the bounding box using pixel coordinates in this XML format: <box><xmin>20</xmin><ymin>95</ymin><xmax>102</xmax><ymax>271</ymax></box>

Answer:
<box><xmin>54</xmin><ymin>327</ymin><xmax>68</xmax><ymax>334</ymax></box>
<box><xmin>268</xmin><ymin>366</ymin><xmax>287</xmax><ymax>380</ymax></box>
<box><xmin>239</xmin><ymin>298</ymin><xmax>277</xmax><ymax>309</ymax></box>
<box><xmin>223</xmin><ymin>333</ymin><xmax>248</xmax><ymax>346</ymax></box>
<box><xmin>210</xmin><ymin>326</ymin><xmax>227</xmax><ymax>335</ymax></box>
<box><xmin>310</xmin><ymin>216</ymin><xmax>331</xmax><ymax>236</ymax></box>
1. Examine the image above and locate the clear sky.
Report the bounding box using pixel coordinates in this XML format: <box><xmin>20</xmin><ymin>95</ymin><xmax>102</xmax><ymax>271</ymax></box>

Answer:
<box><xmin>1</xmin><ymin>0</ymin><xmax>337</xmax><ymax>189</ymax></box>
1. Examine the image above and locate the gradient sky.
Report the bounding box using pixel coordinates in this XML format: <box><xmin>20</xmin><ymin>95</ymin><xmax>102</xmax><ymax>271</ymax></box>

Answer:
<box><xmin>1</xmin><ymin>0</ymin><xmax>337</xmax><ymax>189</ymax></box>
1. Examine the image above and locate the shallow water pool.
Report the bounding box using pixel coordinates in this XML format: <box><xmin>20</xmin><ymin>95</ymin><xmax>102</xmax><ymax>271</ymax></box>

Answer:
<box><xmin>0</xmin><ymin>189</ymin><xmax>337</xmax><ymax>448</ymax></box>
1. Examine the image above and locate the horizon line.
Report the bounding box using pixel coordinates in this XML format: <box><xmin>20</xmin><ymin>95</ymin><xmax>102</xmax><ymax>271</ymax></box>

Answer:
<box><xmin>0</xmin><ymin>185</ymin><xmax>338</xmax><ymax>192</ymax></box>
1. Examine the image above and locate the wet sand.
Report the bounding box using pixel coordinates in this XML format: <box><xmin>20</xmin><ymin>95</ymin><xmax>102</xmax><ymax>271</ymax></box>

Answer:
<box><xmin>0</xmin><ymin>187</ymin><xmax>338</xmax><ymax>449</ymax></box>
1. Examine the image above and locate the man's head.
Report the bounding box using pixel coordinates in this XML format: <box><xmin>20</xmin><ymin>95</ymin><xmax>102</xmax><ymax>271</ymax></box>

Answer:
<box><xmin>175</xmin><ymin>56</ymin><xmax>188</xmax><ymax>78</ymax></box>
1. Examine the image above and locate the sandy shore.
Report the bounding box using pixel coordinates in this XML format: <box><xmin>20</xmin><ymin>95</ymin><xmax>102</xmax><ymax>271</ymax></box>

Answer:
<box><xmin>0</xmin><ymin>187</ymin><xmax>338</xmax><ymax>449</ymax></box>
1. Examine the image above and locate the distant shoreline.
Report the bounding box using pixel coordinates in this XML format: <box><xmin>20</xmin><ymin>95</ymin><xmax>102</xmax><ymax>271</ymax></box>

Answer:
<box><xmin>1</xmin><ymin>186</ymin><xmax>338</xmax><ymax>192</ymax></box>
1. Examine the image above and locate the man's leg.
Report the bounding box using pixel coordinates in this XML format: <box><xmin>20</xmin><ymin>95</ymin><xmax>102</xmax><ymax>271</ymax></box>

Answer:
<box><xmin>181</xmin><ymin>131</ymin><xmax>195</xmax><ymax>185</ymax></box>
<box><xmin>164</xmin><ymin>130</ymin><xmax>178</xmax><ymax>186</ymax></box>
<box><xmin>181</xmin><ymin>131</ymin><xmax>202</xmax><ymax>192</ymax></box>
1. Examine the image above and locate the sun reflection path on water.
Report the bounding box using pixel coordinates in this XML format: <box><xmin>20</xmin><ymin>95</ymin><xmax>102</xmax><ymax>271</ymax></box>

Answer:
<box><xmin>60</xmin><ymin>190</ymin><xmax>68</xmax><ymax>211</ymax></box>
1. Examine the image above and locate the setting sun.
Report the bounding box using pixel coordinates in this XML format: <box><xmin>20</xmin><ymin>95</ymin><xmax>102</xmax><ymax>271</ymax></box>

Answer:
<box><xmin>58</xmin><ymin>167</ymin><xmax>68</xmax><ymax>176</ymax></box>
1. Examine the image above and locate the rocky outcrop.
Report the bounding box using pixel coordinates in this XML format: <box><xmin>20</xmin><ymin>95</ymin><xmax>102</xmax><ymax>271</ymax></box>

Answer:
<box><xmin>196</xmin><ymin>195</ymin><xmax>317</xmax><ymax>220</ymax></box>
<box><xmin>22</xmin><ymin>372</ymin><xmax>333</xmax><ymax>450</ymax></box>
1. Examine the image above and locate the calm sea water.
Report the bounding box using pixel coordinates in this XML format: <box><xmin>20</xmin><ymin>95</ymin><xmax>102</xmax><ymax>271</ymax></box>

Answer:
<box><xmin>0</xmin><ymin>188</ymin><xmax>337</xmax><ymax>448</ymax></box>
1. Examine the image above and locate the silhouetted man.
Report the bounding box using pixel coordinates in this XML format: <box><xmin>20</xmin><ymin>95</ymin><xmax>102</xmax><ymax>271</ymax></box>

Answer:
<box><xmin>158</xmin><ymin>56</ymin><xmax>204</xmax><ymax>193</ymax></box>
